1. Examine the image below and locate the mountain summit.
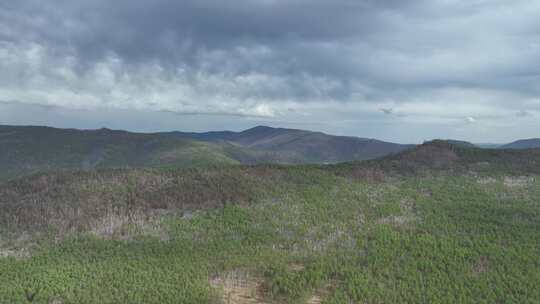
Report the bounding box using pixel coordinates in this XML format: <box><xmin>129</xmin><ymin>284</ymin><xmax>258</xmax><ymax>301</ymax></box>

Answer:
<box><xmin>171</xmin><ymin>126</ymin><xmax>413</xmax><ymax>163</ymax></box>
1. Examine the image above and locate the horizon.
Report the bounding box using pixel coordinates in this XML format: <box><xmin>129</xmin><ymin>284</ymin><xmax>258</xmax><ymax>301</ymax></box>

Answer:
<box><xmin>2</xmin><ymin>1</ymin><xmax>540</xmax><ymax>143</ymax></box>
<box><xmin>2</xmin><ymin>122</ymin><xmax>532</xmax><ymax>146</ymax></box>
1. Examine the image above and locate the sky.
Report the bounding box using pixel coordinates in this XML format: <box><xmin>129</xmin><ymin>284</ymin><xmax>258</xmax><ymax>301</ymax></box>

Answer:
<box><xmin>1</xmin><ymin>0</ymin><xmax>539</xmax><ymax>144</ymax></box>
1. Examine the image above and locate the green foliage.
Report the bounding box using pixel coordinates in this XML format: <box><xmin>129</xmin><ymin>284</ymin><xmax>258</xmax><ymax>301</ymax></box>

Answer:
<box><xmin>1</xmin><ymin>164</ymin><xmax>540</xmax><ymax>303</ymax></box>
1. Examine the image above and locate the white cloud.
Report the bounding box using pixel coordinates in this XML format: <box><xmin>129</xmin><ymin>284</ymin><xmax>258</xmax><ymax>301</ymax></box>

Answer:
<box><xmin>465</xmin><ymin>116</ymin><xmax>476</xmax><ymax>124</ymax></box>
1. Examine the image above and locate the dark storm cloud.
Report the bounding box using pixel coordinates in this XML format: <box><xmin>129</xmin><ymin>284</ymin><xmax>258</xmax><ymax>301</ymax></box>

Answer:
<box><xmin>4</xmin><ymin>0</ymin><xmax>539</xmax><ymax>92</ymax></box>
<box><xmin>1</xmin><ymin>0</ymin><xmax>422</xmax><ymax>84</ymax></box>
<box><xmin>1</xmin><ymin>0</ymin><xmax>540</xmax><ymax>142</ymax></box>
<box><xmin>15</xmin><ymin>1</ymin><xmax>413</xmax><ymax>57</ymax></box>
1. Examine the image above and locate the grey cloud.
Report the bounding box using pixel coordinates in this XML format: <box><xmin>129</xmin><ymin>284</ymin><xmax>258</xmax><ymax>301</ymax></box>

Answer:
<box><xmin>1</xmin><ymin>0</ymin><xmax>540</xmax><ymax>142</ymax></box>
<box><xmin>2</xmin><ymin>1</ymin><xmax>407</xmax><ymax>60</ymax></box>
<box><xmin>4</xmin><ymin>0</ymin><xmax>540</xmax><ymax>94</ymax></box>
<box><xmin>516</xmin><ymin>110</ymin><xmax>533</xmax><ymax>117</ymax></box>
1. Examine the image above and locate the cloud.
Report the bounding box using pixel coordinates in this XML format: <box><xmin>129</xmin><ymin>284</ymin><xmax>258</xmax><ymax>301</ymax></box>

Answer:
<box><xmin>465</xmin><ymin>116</ymin><xmax>476</xmax><ymax>124</ymax></box>
<box><xmin>1</xmin><ymin>0</ymin><xmax>540</xmax><ymax>142</ymax></box>
<box><xmin>516</xmin><ymin>110</ymin><xmax>533</xmax><ymax>117</ymax></box>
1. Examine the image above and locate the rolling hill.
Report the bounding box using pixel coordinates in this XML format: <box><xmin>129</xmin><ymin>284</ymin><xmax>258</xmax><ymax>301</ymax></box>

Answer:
<box><xmin>499</xmin><ymin>138</ymin><xmax>540</xmax><ymax>149</ymax></box>
<box><xmin>380</xmin><ymin>139</ymin><xmax>540</xmax><ymax>174</ymax></box>
<box><xmin>0</xmin><ymin>125</ymin><xmax>412</xmax><ymax>181</ymax></box>
<box><xmin>170</xmin><ymin>125</ymin><xmax>413</xmax><ymax>163</ymax></box>
<box><xmin>0</xmin><ymin>125</ymin><xmax>240</xmax><ymax>181</ymax></box>
<box><xmin>5</xmin><ymin>124</ymin><xmax>533</xmax><ymax>183</ymax></box>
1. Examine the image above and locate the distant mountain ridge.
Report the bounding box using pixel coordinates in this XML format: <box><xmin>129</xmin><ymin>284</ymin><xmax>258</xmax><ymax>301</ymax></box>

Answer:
<box><xmin>500</xmin><ymin>138</ymin><xmax>540</xmax><ymax>150</ymax></box>
<box><xmin>169</xmin><ymin>126</ymin><xmax>414</xmax><ymax>163</ymax></box>
<box><xmin>2</xmin><ymin>124</ymin><xmax>536</xmax><ymax>181</ymax></box>
<box><xmin>0</xmin><ymin>125</ymin><xmax>412</xmax><ymax>181</ymax></box>
<box><xmin>0</xmin><ymin>125</ymin><xmax>242</xmax><ymax>181</ymax></box>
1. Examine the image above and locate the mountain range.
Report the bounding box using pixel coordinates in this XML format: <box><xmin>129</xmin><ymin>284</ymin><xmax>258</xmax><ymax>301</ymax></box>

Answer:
<box><xmin>1</xmin><ymin>124</ymin><xmax>538</xmax><ymax>181</ymax></box>
<box><xmin>169</xmin><ymin>125</ymin><xmax>413</xmax><ymax>163</ymax></box>
<box><xmin>0</xmin><ymin>125</ymin><xmax>411</xmax><ymax>181</ymax></box>
<box><xmin>0</xmin><ymin>125</ymin><xmax>242</xmax><ymax>181</ymax></box>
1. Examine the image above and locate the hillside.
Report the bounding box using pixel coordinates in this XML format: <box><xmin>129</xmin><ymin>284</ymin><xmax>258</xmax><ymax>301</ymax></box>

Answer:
<box><xmin>0</xmin><ymin>125</ymin><xmax>240</xmax><ymax>181</ymax></box>
<box><xmin>0</xmin><ymin>125</ymin><xmax>413</xmax><ymax>181</ymax></box>
<box><xmin>500</xmin><ymin>138</ymin><xmax>540</xmax><ymax>149</ymax></box>
<box><xmin>4</xmin><ymin>142</ymin><xmax>540</xmax><ymax>234</ymax></box>
<box><xmin>367</xmin><ymin>140</ymin><xmax>539</xmax><ymax>174</ymax></box>
<box><xmin>171</xmin><ymin>125</ymin><xmax>413</xmax><ymax>163</ymax></box>
<box><xmin>328</xmin><ymin>140</ymin><xmax>540</xmax><ymax>182</ymax></box>
<box><xmin>388</xmin><ymin>140</ymin><xmax>540</xmax><ymax>171</ymax></box>
<box><xmin>1</xmin><ymin>145</ymin><xmax>540</xmax><ymax>303</ymax></box>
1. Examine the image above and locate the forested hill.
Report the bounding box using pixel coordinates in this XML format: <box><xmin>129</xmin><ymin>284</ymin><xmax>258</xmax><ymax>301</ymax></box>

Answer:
<box><xmin>169</xmin><ymin>125</ymin><xmax>413</xmax><ymax>163</ymax></box>
<box><xmin>0</xmin><ymin>125</ymin><xmax>412</xmax><ymax>181</ymax></box>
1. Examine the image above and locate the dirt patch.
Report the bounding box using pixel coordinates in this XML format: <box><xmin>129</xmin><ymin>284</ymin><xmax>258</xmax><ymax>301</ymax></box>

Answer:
<box><xmin>0</xmin><ymin>233</ymin><xmax>32</xmax><ymax>259</ymax></box>
<box><xmin>377</xmin><ymin>215</ymin><xmax>415</xmax><ymax>227</ymax></box>
<box><xmin>287</xmin><ymin>263</ymin><xmax>305</xmax><ymax>272</ymax></box>
<box><xmin>477</xmin><ymin>177</ymin><xmax>497</xmax><ymax>185</ymax></box>
<box><xmin>210</xmin><ymin>270</ymin><xmax>270</xmax><ymax>304</ymax></box>
<box><xmin>306</xmin><ymin>295</ymin><xmax>323</xmax><ymax>304</ymax></box>
<box><xmin>306</xmin><ymin>284</ymin><xmax>333</xmax><ymax>304</ymax></box>
<box><xmin>503</xmin><ymin>176</ymin><xmax>535</xmax><ymax>188</ymax></box>
<box><xmin>0</xmin><ymin>248</ymin><xmax>30</xmax><ymax>259</ymax></box>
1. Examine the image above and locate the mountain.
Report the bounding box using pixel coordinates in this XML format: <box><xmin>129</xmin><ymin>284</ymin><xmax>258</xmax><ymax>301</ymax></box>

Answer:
<box><xmin>0</xmin><ymin>125</ymin><xmax>241</xmax><ymax>181</ymax></box>
<box><xmin>374</xmin><ymin>139</ymin><xmax>540</xmax><ymax>175</ymax></box>
<box><xmin>6</xmin><ymin>125</ymin><xmax>539</xmax><ymax>182</ymax></box>
<box><xmin>0</xmin><ymin>125</ymin><xmax>412</xmax><ymax>181</ymax></box>
<box><xmin>171</xmin><ymin>125</ymin><xmax>413</xmax><ymax>163</ymax></box>
<box><xmin>500</xmin><ymin>138</ymin><xmax>540</xmax><ymax>149</ymax></box>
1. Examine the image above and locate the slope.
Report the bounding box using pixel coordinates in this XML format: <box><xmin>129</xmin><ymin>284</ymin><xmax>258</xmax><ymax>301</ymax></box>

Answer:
<box><xmin>170</xmin><ymin>125</ymin><xmax>413</xmax><ymax>163</ymax></box>
<box><xmin>1</xmin><ymin>147</ymin><xmax>540</xmax><ymax>303</ymax></box>
<box><xmin>500</xmin><ymin>138</ymin><xmax>540</xmax><ymax>149</ymax></box>
<box><xmin>0</xmin><ymin>125</ymin><xmax>239</xmax><ymax>181</ymax></box>
<box><xmin>342</xmin><ymin>139</ymin><xmax>540</xmax><ymax>176</ymax></box>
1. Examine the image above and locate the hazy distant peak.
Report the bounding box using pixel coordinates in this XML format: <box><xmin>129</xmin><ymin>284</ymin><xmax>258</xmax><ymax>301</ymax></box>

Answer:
<box><xmin>500</xmin><ymin>138</ymin><xmax>540</xmax><ymax>150</ymax></box>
